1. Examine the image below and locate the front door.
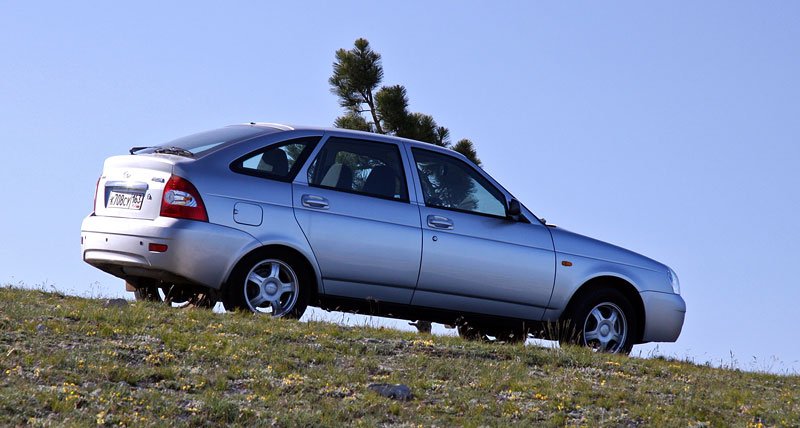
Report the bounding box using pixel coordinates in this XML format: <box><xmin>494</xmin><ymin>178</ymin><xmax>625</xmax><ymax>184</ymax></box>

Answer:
<box><xmin>409</xmin><ymin>148</ymin><xmax>556</xmax><ymax>320</ymax></box>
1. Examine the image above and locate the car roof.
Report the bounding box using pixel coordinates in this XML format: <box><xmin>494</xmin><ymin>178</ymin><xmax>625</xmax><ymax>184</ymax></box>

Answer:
<box><xmin>241</xmin><ymin>122</ymin><xmax>469</xmax><ymax>161</ymax></box>
<box><xmin>235</xmin><ymin>122</ymin><xmax>534</xmax><ymax>221</ymax></box>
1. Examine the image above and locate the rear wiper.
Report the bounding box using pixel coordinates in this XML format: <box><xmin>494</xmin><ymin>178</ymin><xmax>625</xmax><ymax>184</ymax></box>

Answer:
<box><xmin>152</xmin><ymin>146</ymin><xmax>195</xmax><ymax>158</ymax></box>
<box><xmin>129</xmin><ymin>146</ymin><xmax>152</xmax><ymax>154</ymax></box>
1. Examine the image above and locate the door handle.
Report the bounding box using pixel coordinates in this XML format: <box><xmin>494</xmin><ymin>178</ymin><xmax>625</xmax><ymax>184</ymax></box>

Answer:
<box><xmin>427</xmin><ymin>215</ymin><xmax>453</xmax><ymax>230</ymax></box>
<box><xmin>301</xmin><ymin>194</ymin><xmax>329</xmax><ymax>209</ymax></box>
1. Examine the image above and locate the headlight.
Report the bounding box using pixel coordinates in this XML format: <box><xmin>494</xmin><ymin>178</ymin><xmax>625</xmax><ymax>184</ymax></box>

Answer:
<box><xmin>667</xmin><ymin>268</ymin><xmax>680</xmax><ymax>295</ymax></box>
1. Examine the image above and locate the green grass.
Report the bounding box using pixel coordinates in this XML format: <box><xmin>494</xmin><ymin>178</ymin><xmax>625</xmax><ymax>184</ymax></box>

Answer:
<box><xmin>0</xmin><ymin>286</ymin><xmax>797</xmax><ymax>427</ymax></box>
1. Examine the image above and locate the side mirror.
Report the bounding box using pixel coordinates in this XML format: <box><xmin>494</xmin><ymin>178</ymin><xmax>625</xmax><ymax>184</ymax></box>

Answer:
<box><xmin>506</xmin><ymin>198</ymin><xmax>521</xmax><ymax>219</ymax></box>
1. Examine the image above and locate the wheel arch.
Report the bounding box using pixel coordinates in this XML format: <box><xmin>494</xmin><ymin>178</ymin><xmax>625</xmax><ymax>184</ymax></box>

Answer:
<box><xmin>225</xmin><ymin>243</ymin><xmax>322</xmax><ymax>303</ymax></box>
<box><xmin>562</xmin><ymin>275</ymin><xmax>645</xmax><ymax>344</ymax></box>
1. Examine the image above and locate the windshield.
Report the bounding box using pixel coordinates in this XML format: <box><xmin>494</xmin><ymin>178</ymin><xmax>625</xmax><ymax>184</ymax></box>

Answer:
<box><xmin>133</xmin><ymin>126</ymin><xmax>274</xmax><ymax>157</ymax></box>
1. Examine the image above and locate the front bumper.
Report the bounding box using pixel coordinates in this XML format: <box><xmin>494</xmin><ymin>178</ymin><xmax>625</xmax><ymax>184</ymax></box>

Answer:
<box><xmin>80</xmin><ymin>215</ymin><xmax>259</xmax><ymax>290</ymax></box>
<box><xmin>640</xmin><ymin>291</ymin><xmax>686</xmax><ymax>343</ymax></box>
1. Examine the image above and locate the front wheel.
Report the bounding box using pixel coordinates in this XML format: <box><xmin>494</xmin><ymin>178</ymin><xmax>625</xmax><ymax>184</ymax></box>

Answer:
<box><xmin>222</xmin><ymin>252</ymin><xmax>308</xmax><ymax>318</ymax></box>
<box><xmin>560</xmin><ymin>288</ymin><xmax>637</xmax><ymax>354</ymax></box>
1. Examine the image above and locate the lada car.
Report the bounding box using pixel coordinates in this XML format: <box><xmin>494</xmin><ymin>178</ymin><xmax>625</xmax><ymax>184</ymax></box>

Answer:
<box><xmin>80</xmin><ymin>123</ymin><xmax>686</xmax><ymax>353</ymax></box>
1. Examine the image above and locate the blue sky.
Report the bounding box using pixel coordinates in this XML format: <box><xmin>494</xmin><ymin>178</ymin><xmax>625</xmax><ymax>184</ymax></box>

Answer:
<box><xmin>2</xmin><ymin>2</ymin><xmax>798</xmax><ymax>373</ymax></box>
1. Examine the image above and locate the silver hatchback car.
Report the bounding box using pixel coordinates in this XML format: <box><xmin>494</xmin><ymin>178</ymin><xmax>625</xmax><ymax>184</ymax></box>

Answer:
<box><xmin>81</xmin><ymin>123</ymin><xmax>685</xmax><ymax>353</ymax></box>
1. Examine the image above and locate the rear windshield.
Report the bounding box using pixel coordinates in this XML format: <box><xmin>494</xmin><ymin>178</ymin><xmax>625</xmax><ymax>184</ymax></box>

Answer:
<box><xmin>136</xmin><ymin>126</ymin><xmax>274</xmax><ymax>157</ymax></box>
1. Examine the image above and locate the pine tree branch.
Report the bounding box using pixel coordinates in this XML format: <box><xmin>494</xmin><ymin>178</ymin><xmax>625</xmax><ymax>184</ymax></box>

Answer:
<box><xmin>364</xmin><ymin>90</ymin><xmax>384</xmax><ymax>134</ymax></box>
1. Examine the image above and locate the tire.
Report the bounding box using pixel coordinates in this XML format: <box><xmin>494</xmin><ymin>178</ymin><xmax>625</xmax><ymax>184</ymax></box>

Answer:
<box><xmin>458</xmin><ymin>324</ymin><xmax>528</xmax><ymax>344</ymax></box>
<box><xmin>457</xmin><ymin>324</ymin><xmax>487</xmax><ymax>341</ymax></box>
<box><xmin>409</xmin><ymin>320</ymin><xmax>432</xmax><ymax>334</ymax></box>
<box><xmin>133</xmin><ymin>283</ymin><xmax>161</xmax><ymax>302</ymax></box>
<box><xmin>560</xmin><ymin>288</ymin><xmax>637</xmax><ymax>354</ymax></box>
<box><xmin>490</xmin><ymin>326</ymin><xmax>529</xmax><ymax>344</ymax></box>
<box><xmin>131</xmin><ymin>280</ymin><xmax>214</xmax><ymax>309</ymax></box>
<box><xmin>222</xmin><ymin>251</ymin><xmax>309</xmax><ymax>319</ymax></box>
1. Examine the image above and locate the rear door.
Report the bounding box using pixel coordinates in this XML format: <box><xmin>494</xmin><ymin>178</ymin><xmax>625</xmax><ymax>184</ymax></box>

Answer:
<box><xmin>292</xmin><ymin>136</ymin><xmax>422</xmax><ymax>304</ymax></box>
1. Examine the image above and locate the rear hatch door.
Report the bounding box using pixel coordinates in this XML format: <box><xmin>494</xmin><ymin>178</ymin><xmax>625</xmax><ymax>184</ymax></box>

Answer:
<box><xmin>94</xmin><ymin>155</ymin><xmax>179</xmax><ymax>220</ymax></box>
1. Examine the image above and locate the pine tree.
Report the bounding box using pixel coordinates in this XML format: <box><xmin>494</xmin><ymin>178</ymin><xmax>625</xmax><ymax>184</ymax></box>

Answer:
<box><xmin>330</xmin><ymin>38</ymin><xmax>481</xmax><ymax>166</ymax></box>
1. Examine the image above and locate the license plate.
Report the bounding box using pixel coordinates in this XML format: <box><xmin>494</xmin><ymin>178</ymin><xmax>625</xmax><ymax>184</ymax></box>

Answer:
<box><xmin>107</xmin><ymin>191</ymin><xmax>144</xmax><ymax>210</ymax></box>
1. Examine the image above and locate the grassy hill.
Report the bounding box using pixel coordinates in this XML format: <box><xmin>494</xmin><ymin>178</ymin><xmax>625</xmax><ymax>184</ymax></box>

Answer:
<box><xmin>0</xmin><ymin>286</ymin><xmax>797</xmax><ymax>427</ymax></box>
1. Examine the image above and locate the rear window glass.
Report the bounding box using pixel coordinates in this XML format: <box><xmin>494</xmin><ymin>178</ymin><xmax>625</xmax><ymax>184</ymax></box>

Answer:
<box><xmin>231</xmin><ymin>137</ymin><xmax>319</xmax><ymax>182</ymax></box>
<box><xmin>137</xmin><ymin>126</ymin><xmax>273</xmax><ymax>157</ymax></box>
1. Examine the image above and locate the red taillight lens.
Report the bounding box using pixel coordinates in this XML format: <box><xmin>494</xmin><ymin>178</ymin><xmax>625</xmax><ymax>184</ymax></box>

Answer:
<box><xmin>160</xmin><ymin>175</ymin><xmax>208</xmax><ymax>222</ymax></box>
<box><xmin>148</xmin><ymin>243</ymin><xmax>168</xmax><ymax>253</ymax></box>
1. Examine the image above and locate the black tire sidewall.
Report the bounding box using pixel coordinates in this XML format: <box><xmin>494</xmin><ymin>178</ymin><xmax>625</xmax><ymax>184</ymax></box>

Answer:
<box><xmin>223</xmin><ymin>251</ymin><xmax>309</xmax><ymax>319</ymax></box>
<box><xmin>492</xmin><ymin>326</ymin><xmax>528</xmax><ymax>344</ymax></box>
<box><xmin>132</xmin><ymin>281</ymin><xmax>213</xmax><ymax>308</ymax></box>
<box><xmin>132</xmin><ymin>279</ymin><xmax>161</xmax><ymax>302</ymax></box>
<box><xmin>133</xmin><ymin>285</ymin><xmax>161</xmax><ymax>302</ymax></box>
<box><xmin>564</xmin><ymin>288</ymin><xmax>637</xmax><ymax>354</ymax></box>
<box><xmin>457</xmin><ymin>324</ymin><xmax>486</xmax><ymax>341</ymax></box>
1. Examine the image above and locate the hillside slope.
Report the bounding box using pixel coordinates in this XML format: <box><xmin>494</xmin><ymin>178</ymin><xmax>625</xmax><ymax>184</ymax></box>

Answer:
<box><xmin>0</xmin><ymin>286</ymin><xmax>797</xmax><ymax>426</ymax></box>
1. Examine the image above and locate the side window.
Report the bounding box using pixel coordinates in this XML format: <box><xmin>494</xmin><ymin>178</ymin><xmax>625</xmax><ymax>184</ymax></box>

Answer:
<box><xmin>307</xmin><ymin>137</ymin><xmax>409</xmax><ymax>202</ymax></box>
<box><xmin>412</xmin><ymin>148</ymin><xmax>506</xmax><ymax>217</ymax></box>
<box><xmin>232</xmin><ymin>137</ymin><xmax>318</xmax><ymax>181</ymax></box>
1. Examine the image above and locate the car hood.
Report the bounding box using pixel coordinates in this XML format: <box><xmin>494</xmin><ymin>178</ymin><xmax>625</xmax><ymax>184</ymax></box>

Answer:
<box><xmin>548</xmin><ymin>227</ymin><xmax>667</xmax><ymax>273</ymax></box>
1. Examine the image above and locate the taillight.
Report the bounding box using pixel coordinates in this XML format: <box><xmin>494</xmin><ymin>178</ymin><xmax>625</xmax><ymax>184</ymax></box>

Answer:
<box><xmin>160</xmin><ymin>175</ymin><xmax>208</xmax><ymax>222</ymax></box>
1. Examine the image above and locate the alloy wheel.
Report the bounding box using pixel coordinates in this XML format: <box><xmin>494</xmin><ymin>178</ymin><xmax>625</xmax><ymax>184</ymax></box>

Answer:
<box><xmin>243</xmin><ymin>259</ymin><xmax>299</xmax><ymax>316</ymax></box>
<box><xmin>582</xmin><ymin>302</ymin><xmax>628</xmax><ymax>353</ymax></box>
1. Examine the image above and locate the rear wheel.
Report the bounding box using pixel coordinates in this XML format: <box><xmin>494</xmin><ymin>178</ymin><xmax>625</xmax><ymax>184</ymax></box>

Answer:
<box><xmin>457</xmin><ymin>324</ymin><xmax>487</xmax><ymax>341</ymax></box>
<box><xmin>131</xmin><ymin>281</ymin><xmax>214</xmax><ymax>309</ymax></box>
<box><xmin>222</xmin><ymin>251</ymin><xmax>309</xmax><ymax>318</ymax></box>
<box><xmin>409</xmin><ymin>320</ymin><xmax>432</xmax><ymax>333</ymax></box>
<box><xmin>560</xmin><ymin>288</ymin><xmax>636</xmax><ymax>354</ymax></box>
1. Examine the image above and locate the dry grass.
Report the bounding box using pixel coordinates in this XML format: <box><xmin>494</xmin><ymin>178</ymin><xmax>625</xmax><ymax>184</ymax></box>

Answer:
<box><xmin>0</xmin><ymin>285</ymin><xmax>797</xmax><ymax>426</ymax></box>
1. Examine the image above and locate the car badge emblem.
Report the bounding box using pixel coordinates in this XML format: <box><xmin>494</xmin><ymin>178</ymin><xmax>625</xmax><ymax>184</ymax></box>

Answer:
<box><xmin>123</xmin><ymin>171</ymin><xmax>132</xmax><ymax>179</ymax></box>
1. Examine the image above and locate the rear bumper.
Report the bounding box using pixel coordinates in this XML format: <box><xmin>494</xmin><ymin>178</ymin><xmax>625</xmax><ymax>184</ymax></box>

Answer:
<box><xmin>80</xmin><ymin>215</ymin><xmax>259</xmax><ymax>290</ymax></box>
<box><xmin>640</xmin><ymin>291</ymin><xmax>686</xmax><ymax>343</ymax></box>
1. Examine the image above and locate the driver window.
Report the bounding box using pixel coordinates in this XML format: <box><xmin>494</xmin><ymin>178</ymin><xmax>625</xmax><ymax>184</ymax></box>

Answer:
<box><xmin>412</xmin><ymin>148</ymin><xmax>506</xmax><ymax>217</ymax></box>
